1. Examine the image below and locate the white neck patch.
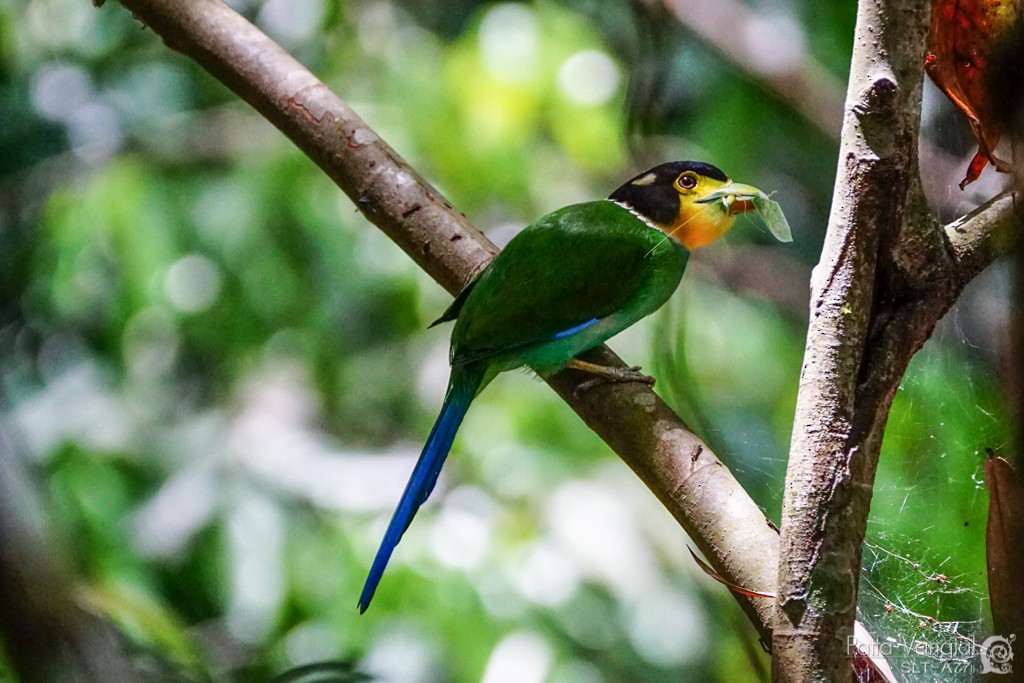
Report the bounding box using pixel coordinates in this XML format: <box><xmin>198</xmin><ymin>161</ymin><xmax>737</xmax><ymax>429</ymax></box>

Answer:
<box><xmin>607</xmin><ymin>198</ymin><xmax>663</xmax><ymax>232</ymax></box>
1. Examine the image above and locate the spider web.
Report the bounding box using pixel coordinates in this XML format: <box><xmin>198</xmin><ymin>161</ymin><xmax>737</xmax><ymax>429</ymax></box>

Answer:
<box><xmin>856</xmin><ymin>285</ymin><xmax>1010</xmax><ymax>683</ymax></box>
<box><xmin>856</xmin><ymin>540</ymin><xmax>989</xmax><ymax>682</ymax></box>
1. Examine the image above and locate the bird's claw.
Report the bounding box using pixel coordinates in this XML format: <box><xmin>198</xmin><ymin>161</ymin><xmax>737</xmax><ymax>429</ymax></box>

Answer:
<box><xmin>572</xmin><ymin>365</ymin><xmax>655</xmax><ymax>397</ymax></box>
<box><xmin>620</xmin><ymin>365</ymin><xmax>656</xmax><ymax>385</ymax></box>
<box><xmin>573</xmin><ymin>377</ymin><xmax>603</xmax><ymax>397</ymax></box>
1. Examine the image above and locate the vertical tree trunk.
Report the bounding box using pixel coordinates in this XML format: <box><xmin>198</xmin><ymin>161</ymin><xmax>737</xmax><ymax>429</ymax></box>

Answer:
<box><xmin>774</xmin><ymin>1</ymin><xmax>932</xmax><ymax>680</ymax></box>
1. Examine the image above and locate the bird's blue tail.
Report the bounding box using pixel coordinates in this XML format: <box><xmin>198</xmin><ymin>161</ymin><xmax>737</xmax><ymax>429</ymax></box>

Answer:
<box><xmin>357</xmin><ymin>366</ymin><xmax>482</xmax><ymax>612</ymax></box>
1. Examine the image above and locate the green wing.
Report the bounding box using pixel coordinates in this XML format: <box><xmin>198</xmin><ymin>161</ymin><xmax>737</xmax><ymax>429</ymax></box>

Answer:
<box><xmin>450</xmin><ymin>201</ymin><xmax>667</xmax><ymax>363</ymax></box>
<box><xmin>429</xmin><ymin>275</ymin><xmax>478</xmax><ymax>328</ymax></box>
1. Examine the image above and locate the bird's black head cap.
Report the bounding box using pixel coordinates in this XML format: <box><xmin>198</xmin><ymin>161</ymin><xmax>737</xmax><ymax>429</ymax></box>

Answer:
<box><xmin>608</xmin><ymin>161</ymin><xmax>728</xmax><ymax>226</ymax></box>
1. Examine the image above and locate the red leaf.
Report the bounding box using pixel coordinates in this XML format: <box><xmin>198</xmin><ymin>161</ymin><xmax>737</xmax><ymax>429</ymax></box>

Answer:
<box><xmin>925</xmin><ymin>0</ymin><xmax>1018</xmax><ymax>188</ymax></box>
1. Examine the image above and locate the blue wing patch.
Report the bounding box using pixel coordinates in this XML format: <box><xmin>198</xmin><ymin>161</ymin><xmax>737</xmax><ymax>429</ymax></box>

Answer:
<box><xmin>452</xmin><ymin>317</ymin><xmax>602</xmax><ymax>366</ymax></box>
<box><xmin>549</xmin><ymin>317</ymin><xmax>600</xmax><ymax>340</ymax></box>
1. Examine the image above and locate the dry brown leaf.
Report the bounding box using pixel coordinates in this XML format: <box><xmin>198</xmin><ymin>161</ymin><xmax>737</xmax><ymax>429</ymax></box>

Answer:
<box><xmin>985</xmin><ymin>453</ymin><xmax>1024</xmax><ymax>637</ymax></box>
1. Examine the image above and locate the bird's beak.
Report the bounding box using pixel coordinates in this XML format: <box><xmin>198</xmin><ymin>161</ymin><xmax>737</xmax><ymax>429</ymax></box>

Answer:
<box><xmin>694</xmin><ymin>182</ymin><xmax>763</xmax><ymax>214</ymax></box>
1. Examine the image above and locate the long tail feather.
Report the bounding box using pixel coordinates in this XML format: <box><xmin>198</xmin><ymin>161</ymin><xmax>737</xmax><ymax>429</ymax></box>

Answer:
<box><xmin>357</xmin><ymin>366</ymin><xmax>482</xmax><ymax>612</ymax></box>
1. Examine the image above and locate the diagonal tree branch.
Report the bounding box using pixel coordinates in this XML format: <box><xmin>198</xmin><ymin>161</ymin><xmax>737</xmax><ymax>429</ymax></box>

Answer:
<box><xmin>104</xmin><ymin>0</ymin><xmax>781</xmax><ymax>641</ymax></box>
<box><xmin>662</xmin><ymin>0</ymin><xmax>845</xmax><ymax>139</ymax></box>
<box><xmin>97</xmin><ymin>0</ymin><xmax>1016</xmax><ymax>673</ymax></box>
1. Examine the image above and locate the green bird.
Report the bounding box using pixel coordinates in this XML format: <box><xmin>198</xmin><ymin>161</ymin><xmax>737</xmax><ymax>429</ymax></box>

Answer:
<box><xmin>358</xmin><ymin>161</ymin><xmax>787</xmax><ymax>612</ymax></box>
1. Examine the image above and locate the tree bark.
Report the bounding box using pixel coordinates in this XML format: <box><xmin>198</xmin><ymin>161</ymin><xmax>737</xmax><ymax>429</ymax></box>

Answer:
<box><xmin>774</xmin><ymin>1</ymin><xmax>1019</xmax><ymax>681</ymax></box>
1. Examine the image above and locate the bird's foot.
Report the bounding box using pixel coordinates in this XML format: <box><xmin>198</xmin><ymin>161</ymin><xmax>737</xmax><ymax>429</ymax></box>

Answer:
<box><xmin>566</xmin><ymin>359</ymin><xmax>655</xmax><ymax>397</ymax></box>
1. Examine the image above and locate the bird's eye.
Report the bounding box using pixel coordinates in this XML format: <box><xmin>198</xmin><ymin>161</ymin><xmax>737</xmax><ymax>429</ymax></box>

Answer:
<box><xmin>677</xmin><ymin>173</ymin><xmax>698</xmax><ymax>190</ymax></box>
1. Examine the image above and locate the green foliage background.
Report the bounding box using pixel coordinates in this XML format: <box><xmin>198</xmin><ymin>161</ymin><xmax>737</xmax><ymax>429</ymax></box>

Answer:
<box><xmin>0</xmin><ymin>0</ymin><xmax>1009</xmax><ymax>681</ymax></box>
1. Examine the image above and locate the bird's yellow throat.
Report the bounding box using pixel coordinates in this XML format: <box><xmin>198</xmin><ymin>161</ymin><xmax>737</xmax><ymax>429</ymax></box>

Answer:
<box><xmin>666</xmin><ymin>179</ymin><xmax>761</xmax><ymax>250</ymax></box>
